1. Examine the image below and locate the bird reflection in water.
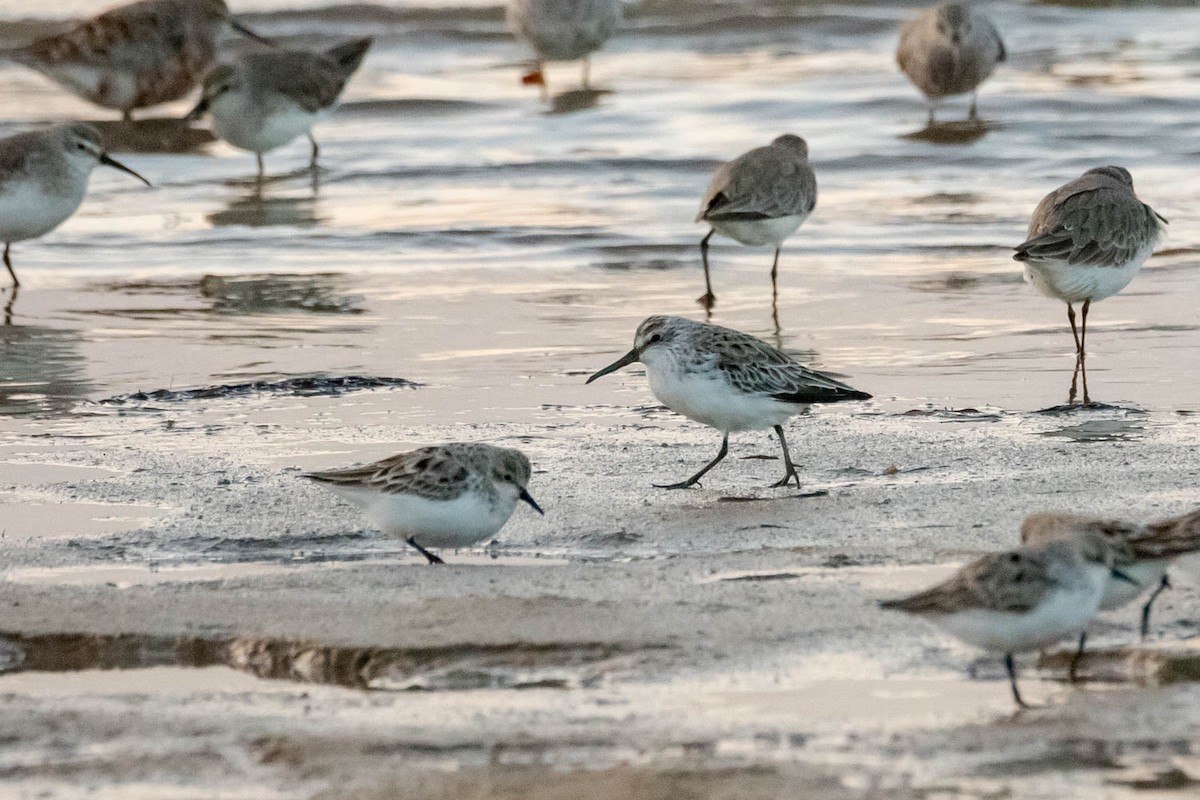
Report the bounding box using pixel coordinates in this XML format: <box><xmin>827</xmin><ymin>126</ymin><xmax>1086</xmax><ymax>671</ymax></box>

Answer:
<box><xmin>0</xmin><ymin>322</ymin><xmax>90</xmax><ymax>416</ymax></box>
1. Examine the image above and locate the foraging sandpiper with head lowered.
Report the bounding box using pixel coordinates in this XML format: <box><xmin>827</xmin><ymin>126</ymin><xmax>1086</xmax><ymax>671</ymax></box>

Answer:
<box><xmin>881</xmin><ymin>535</ymin><xmax>1135</xmax><ymax>708</ymax></box>
<box><xmin>1</xmin><ymin>0</ymin><xmax>270</xmax><ymax>121</ymax></box>
<box><xmin>1014</xmin><ymin>166</ymin><xmax>1166</xmax><ymax>362</ymax></box>
<box><xmin>188</xmin><ymin>38</ymin><xmax>373</xmax><ymax>179</ymax></box>
<box><xmin>695</xmin><ymin>135</ymin><xmax>816</xmax><ymax>312</ymax></box>
<box><xmin>586</xmin><ymin>315</ymin><xmax>870</xmax><ymax>490</ymax></box>
<box><xmin>1020</xmin><ymin>508</ymin><xmax>1200</xmax><ymax>678</ymax></box>
<box><xmin>507</xmin><ymin>0</ymin><xmax>622</xmax><ymax>96</ymax></box>
<box><xmin>301</xmin><ymin>443</ymin><xmax>544</xmax><ymax>565</ymax></box>
<box><xmin>0</xmin><ymin>123</ymin><xmax>151</xmax><ymax>290</ymax></box>
<box><xmin>896</xmin><ymin>1</ymin><xmax>1005</xmax><ymax>123</ymax></box>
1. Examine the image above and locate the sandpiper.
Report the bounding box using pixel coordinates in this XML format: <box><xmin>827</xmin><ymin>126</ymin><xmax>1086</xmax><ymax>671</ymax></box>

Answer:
<box><xmin>0</xmin><ymin>123</ymin><xmax>151</xmax><ymax>289</ymax></box>
<box><xmin>506</xmin><ymin>0</ymin><xmax>621</xmax><ymax>96</ymax></box>
<box><xmin>1014</xmin><ymin>166</ymin><xmax>1166</xmax><ymax>361</ymax></box>
<box><xmin>586</xmin><ymin>315</ymin><xmax>870</xmax><ymax>489</ymax></box>
<box><xmin>1</xmin><ymin>0</ymin><xmax>269</xmax><ymax>121</ymax></box>
<box><xmin>695</xmin><ymin>135</ymin><xmax>816</xmax><ymax>311</ymax></box>
<box><xmin>896</xmin><ymin>1</ymin><xmax>1005</xmax><ymax>123</ymax></box>
<box><xmin>1021</xmin><ymin>508</ymin><xmax>1200</xmax><ymax>678</ymax></box>
<box><xmin>301</xmin><ymin>443</ymin><xmax>543</xmax><ymax>565</ymax></box>
<box><xmin>881</xmin><ymin>536</ymin><xmax>1132</xmax><ymax>708</ymax></box>
<box><xmin>188</xmin><ymin>38</ymin><xmax>373</xmax><ymax>178</ymax></box>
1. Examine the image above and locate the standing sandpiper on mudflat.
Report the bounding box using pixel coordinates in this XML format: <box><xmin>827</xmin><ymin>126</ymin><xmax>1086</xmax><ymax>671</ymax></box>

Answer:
<box><xmin>896</xmin><ymin>1</ymin><xmax>1005</xmax><ymax>124</ymax></box>
<box><xmin>1</xmin><ymin>0</ymin><xmax>270</xmax><ymax>121</ymax></box>
<box><xmin>301</xmin><ymin>443</ymin><xmax>544</xmax><ymax>565</ymax></box>
<box><xmin>695</xmin><ymin>135</ymin><xmax>816</xmax><ymax>312</ymax></box>
<box><xmin>880</xmin><ymin>536</ymin><xmax>1134</xmax><ymax>709</ymax></box>
<box><xmin>507</xmin><ymin>0</ymin><xmax>621</xmax><ymax>97</ymax></box>
<box><xmin>1014</xmin><ymin>166</ymin><xmax>1166</xmax><ymax>362</ymax></box>
<box><xmin>188</xmin><ymin>38</ymin><xmax>373</xmax><ymax>179</ymax></box>
<box><xmin>586</xmin><ymin>315</ymin><xmax>870</xmax><ymax>489</ymax></box>
<box><xmin>1020</xmin><ymin>508</ymin><xmax>1200</xmax><ymax>679</ymax></box>
<box><xmin>0</xmin><ymin>123</ymin><xmax>151</xmax><ymax>290</ymax></box>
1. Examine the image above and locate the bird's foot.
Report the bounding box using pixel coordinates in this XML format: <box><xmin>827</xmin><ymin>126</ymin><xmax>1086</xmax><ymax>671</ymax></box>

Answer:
<box><xmin>696</xmin><ymin>291</ymin><xmax>716</xmax><ymax>310</ymax></box>
<box><xmin>653</xmin><ymin>479</ymin><xmax>699</xmax><ymax>490</ymax></box>
<box><xmin>769</xmin><ymin>469</ymin><xmax>801</xmax><ymax>489</ymax></box>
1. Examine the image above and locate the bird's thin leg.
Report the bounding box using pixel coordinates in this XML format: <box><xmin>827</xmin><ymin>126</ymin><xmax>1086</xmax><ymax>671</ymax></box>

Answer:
<box><xmin>770</xmin><ymin>425</ymin><xmax>801</xmax><ymax>488</ymax></box>
<box><xmin>770</xmin><ymin>246</ymin><xmax>781</xmax><ymax>310</ymax></box>
<box><xmin>406</xmin><ymin>537</ymin><xmax>445</xmax><ymax>565</ymax></box>
<box><xmin>1066</xmin><ymin>303</ymin><xmax>1081</xmax><ymax>354</ymax></box>
<box><xmin>697</xmin><ymin>229</ymin><xmax>716</xmax><ymax>310</ymax></box>
<box><xmin>1080</xmin><ymin>352</ymin><xmax>1090</xmax><ymax>405</ymax></box>
<box><xmin>654</xmin><ymin>434</ymin><xmax>729</xmax><ymax>490</ymax></box>
<box><xmin>307</xmin><ymin>134</ymin><xmax>320</xmax><ymax>172</ymax></box>
<box><xmin>1068</xmin><ymin>353</ymin><xmax>1081</xmax><ymax>405</ymax></box>
<box><xmin>538</xmin><ymin>61</ymin><xmax>549</xmax><ymax>102</ymax></box>
<box><xmin>3</xmin><ymin>284</ymin><xmax>15</xmax><ymax>326</ymax></box>
<box><xmin>3</xmin><ymin>243</ymin><xmax>17</xmax><ymax>288</ymax></box>
<box><xmin>1067</xmin><ymin>631</ymin><xmax>1087</xmax><ymax>684</ymax></box>
<box><xmin>581</xmin><ymin>56</ymin><xmax>591</xmax><ymax>90</ymax></box>
<box><xmin>122</xmin><ymin>109</ymin><xmax>133</xmax><ymax>123</ymax></box>
<box><xmin>1140</xmin><ymin>575</ymin><xmax>1171</xmax><ymax>640</ymax></box>
<box><xmin>1005</xmin><ymin>652</ymin><xmax>1031</xmax><ymax>710</ymax></box>
<box><xmin>1080</xmin><ymin>298</ymin><xmax>1090</xmax><ymax>356</ymax></box>
<box><xmin>969</xmin><ymin>93</ymin><xmax>978</xmax><ymax>121</ymax></box>
<box><xmin>927</xmin><ymin>103</ymin><xmax>935</xmax><ymax>126</ymax></box>
<box><xmin>256</xmin><ymin>153</ymin><xmax>265</xmax><ymax>181</ymax></box>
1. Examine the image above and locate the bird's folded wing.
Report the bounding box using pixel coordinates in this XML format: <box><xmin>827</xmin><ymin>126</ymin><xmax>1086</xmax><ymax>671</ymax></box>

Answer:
<box><xmin>1015</xmin><ymin>189</ymin><xmax>1160</xmax><ymax>266</ymax></box>
<box><xmin>700</xmin><ymin>153</ymin><xmax>815</xmax><ymax>221</ymax></box>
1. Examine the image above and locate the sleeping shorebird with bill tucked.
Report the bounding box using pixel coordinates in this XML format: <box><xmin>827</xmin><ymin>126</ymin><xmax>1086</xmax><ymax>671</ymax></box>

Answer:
<box><xmin>695</xmin><ymin>135</ymin><xmax>816</xmax><ymax>313</ymax></box>
<box><xmin>881</xmin><ymin>535</ymin><xmax>1134</xmax><ymax>708</ymax></box>
<box><xmin>301</xmin><ymin>443</ymin><xmax>544</xmax><ymax>565</ymax></box>
<box><xmin>187</xmin><ymin>37</ymin><xmax>373</xmax><ymax>179</ymax></box>
<box><xmin>896</xmin><ymin>1</ymin><xmax>1005</xmax><ymax>124</ymax></box>
<box><xmin>1</xmin><ymin>0</ymin><xmax>270</xmax><ymax>121</ymax></box>
<box><xmin>586</xmin><ymin>315</ymin><xmax>870</xmax><ymax>490</ymax></box>
<box><xmin>507</xmin><ymin>0</ymin><xmax>621</xmax><ymax>97</ymax></box>
<box><xmin>0</xmin><ymin>123</ymin><xmax>151</xmax><ymax>291</ymax></box>
<box><xmin>1020</xmin><ymin>507</ymin><xmax>1200</xmax><ymax>680</ymax></box>
<box><xmin>1014</xmin><ymin>166</ymin><xmax>1166</xmax><ymax>364</ymax></box>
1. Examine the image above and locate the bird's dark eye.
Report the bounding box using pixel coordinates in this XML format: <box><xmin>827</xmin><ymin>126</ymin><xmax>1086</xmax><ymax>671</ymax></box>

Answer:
<box><xmin>77</xmin><ymin>144</ymin><xmax>86</xmax><ymax>150</ymax></box>
<box><xmin>649</xmin><ymin>334</ymin><xmax>662</xmax><ymax>344</ymax></box>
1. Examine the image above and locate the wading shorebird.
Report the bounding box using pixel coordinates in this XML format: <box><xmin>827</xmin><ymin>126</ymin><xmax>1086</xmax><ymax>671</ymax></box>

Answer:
<box><xmin>302</xmin><ymin>443</ymin><xmax>544</xmax><ymax>565</ymax></box>
<box><xmin>1020</xmin><ymin>508</ymin><xmax>1200</xmax><ymax>680</ymax></box>
<box><xmin>896</xmin><ymin>1</ymin><xmax>1006</xmax><ymax>123</ymax></box>
<box><xmin>695</xmin><ymin>134</ymin><xmax>816</xmax><ymax>312</ymax></box>
<box><xmin>881</xmin><ymin>535</ymin><xmax>1134</xmax><ymax>709</ymax></box>
<box><xmin>1014</xmin><ymin>166</ymin><xmax>1166</xmax><ymax>363</ymax></box>
<box><xmin>586</xmin><ymin>315</ymin><xmax>870</xmax><ymax>489</ymax></box>
<box><xmin>507</xmin><ymin>0</ymin><xmax>621</xmax><ymax>97</ymax></box>
<box><xmin>1</xmin><ymin>0</ymin><xmax>270</xmax><ymax>121</ymax></box>
<box><xmin>0</xmin><ymin>123</ymin><xmax>151</xmax><ymax>290</ymax></box>
<box><xmin>188</xmin><ymin>38</ymin><xmax>373</xmax><ymax>179</ymax></box>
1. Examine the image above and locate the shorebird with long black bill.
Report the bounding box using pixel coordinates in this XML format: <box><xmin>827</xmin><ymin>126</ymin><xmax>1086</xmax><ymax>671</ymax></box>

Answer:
<box><xmin>586</xmin><ymin>315</ymin><xmax>870</xmax><ymax>489</ymax></box>
<box><xmin>1</xmin><ymin>0</ymin><xmax>270</xmax><ymax>121</ymax></box>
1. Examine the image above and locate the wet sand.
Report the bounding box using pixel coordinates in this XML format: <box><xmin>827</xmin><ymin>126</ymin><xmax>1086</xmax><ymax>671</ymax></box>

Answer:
<box><xmin>1</xmin><ymin>0</ymin><xmax>1200</xmax><ymax>796</ymax></box>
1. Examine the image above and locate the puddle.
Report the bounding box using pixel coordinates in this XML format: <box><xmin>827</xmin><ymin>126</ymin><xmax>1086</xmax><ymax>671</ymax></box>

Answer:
<box><xmin>95</xmin><ymin>375</ymin><xmax>421</xmax><ymax>406</ymax></box>
<box><xmin>0</xmin><ymin>462</ymin><xmax>118</xmax><ymax>486</ymax></box>
<box><xmin>703</xmin><ymin>563</ymin><xmax>961</xmax><ymax>591</ymax></box>
<box><xmin>0</xmin><ymin>496</ymin><xmax>164</xmax><ymax>539</ymax></box>
<box><xmin>1039</xmin><ymin>420</ymin><xmax>1146</xmax><ymax>443</ymax></box>
<box><xmin>0</xmin><ymin>631</ymin><xmax>667</xmax><ymax>693</ymax></box>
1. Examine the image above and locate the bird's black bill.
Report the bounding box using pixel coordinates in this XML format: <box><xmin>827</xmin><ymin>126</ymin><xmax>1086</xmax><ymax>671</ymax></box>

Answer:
<box><xmin>185</xmin><ymin>96</ymin><xmax>209</xmax><ymax>122</ymax></box>
<box><xmin>99</xmin><ymin>153</ymin><xmax>151</xmax><ymax>187</ymax></box>
<box><xmin>229</xmin><ymin>19</ymin><xmax>274</xmax><ymax>47</ymax></box>
<box><xmin>519</xmin><ymin>488</ymin><xmax>544</xmax><ymax>515</ymax></box>
<box><xmin>1111</xmin><ymin>568</ymin><xmax>1140</xmax><ymax>586</ymax></box>
<box><xmin>585</xmin><ymin>348</ymin><xmax>639</xmax><ymax>384</ymax></box>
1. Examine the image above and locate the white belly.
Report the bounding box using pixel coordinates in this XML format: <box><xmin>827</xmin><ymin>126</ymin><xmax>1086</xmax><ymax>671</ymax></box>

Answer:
<box><xmin>212</xmin><ymin>94</ymin><xmax>322</xmax><ymax>155</ymax></box>
<box><xmin>325</xmin><ymin>485</ymin><xmax>516</xmax><ymax>549</ymax></box>
<box><xmin>0</xmin><ymin>180</ymin><xmax>86</xmax><ymax>243</ymax></box>
<box><xmin>1024</xmin><ymin>243</ymin><xmax>1153</xmax><ymax>304</ymax></box>
<box><xmin>34</xmin><ymin>63</ymin><xmax>140</xmax><ymax>111</ymax></box>
<box><xmin>648</xmin><ymin>368</ymin><xmax>798</xmax><ymax>432</ymax></box>
<box><xmin>710</xmin><ymin>213</ymin><xmax>807</xmax><ymax>248</ymax></box>
<box><xmin>1100</xmin><ymin>559</ymin><xmax>1168</xmax><ymax>611</ymax></box>
<box><xmin>933</xmin><ymin>578</ymin><xmax>1104</xmax><ymax>653</ymax></box>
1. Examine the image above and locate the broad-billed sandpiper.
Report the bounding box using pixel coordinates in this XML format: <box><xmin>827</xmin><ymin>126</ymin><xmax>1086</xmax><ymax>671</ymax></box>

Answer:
<box><xmin>2</xmin><ymin>0</ymin><xmax>269</xmax><ymax>121</ymax></box>
<box><xmin>695</xmin><ymin>135</ymin><xmax>816</xmax><ymax>311</ymax></box>
<box><xmin>0</xmin><ymin>123</ymin><xmax>151</xmax><ymax>289</ymax></box>
<box><xmin>188</xmin><ymin>38</ymin><xmax>373</xmax><ymax>178</ymax></box>
<box><xmin>881</xmin><ymin>536</ymin><xmax>1133</xmax><ymax>708</ymax></box>
<box><xmin>506</xmin><ymin>0</ymin><xmax>621</xmax><ymax>96</ymax></box>
<box><xmin>1014</xmin><ymin>166</ymin><xmax>1166</xmax><ymax>360</ymax></box>
<box><xmin>896</xmin><ymin>1</ymin><xmax>1005</xmax><ymax>123</ymax></box>
<box><xmin>1021</xmin><ymin>508</ymin><xmax>1200</xmax><ymax>677</ymax></box>
<box><xmin>586</xmin><ymin>315</ymin><xmax>870</xmax><ymax>490</ymax></box>
<box><xmin>302</xmin><ymin>443</ymin><xmax>544</xmax><ymax>565</ymax></box>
